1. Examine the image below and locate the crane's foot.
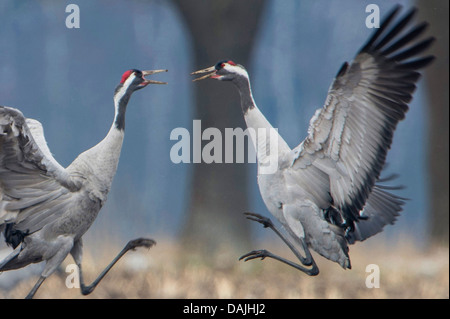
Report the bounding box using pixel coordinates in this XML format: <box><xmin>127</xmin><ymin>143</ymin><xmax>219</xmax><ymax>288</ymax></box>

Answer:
<box><xmin>239</xmin><ymin>249</ymin><xmax>271</xmax><ymax>262</ymax></box>
<box><xmin>125</xmin><ymin>238</ymin><xmax>156</xmax><ymax>251</ymax></box>
<box><xmin>78</xmin><ymin>237</ymin><xmax>157</xmax><ymax>296</ymax></box>
<box><xmin>239</xmin><ymin>248</ymin><xmax>319</xmax><ymax>276</ymax></box>
<box><xmin>244</xmin><ymin>212</ymin><xmax>274</xmax><ymax>228</ymax></box>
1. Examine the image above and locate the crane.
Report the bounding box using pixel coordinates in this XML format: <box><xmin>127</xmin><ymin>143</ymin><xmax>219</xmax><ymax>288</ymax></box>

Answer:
<box><xmin>0</xmin><ymin>68</ymin><xmax>167</xmax><ymax>298</ymax></box>
<box><xmin>191</xmin><ymin>6</ymin><xmax>434</xmax><ymax>274</ymax></box>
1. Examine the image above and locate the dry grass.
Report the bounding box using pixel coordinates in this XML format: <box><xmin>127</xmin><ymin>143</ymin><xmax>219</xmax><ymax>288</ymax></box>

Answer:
<box><xmin>1</xmin><ymin>237</ymin><xmax>448</xmax><ymax>299</ymax></box>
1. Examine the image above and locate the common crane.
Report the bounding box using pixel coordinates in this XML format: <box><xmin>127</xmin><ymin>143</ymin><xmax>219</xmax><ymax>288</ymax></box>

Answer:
<box><xmin>192</xmin><ymin>6</ymin><xmax>434</xmax><ymax>274</ymax></box>
<box><xmin>0</xmin><ymin>69</ymin><xmax>167</xmax><ymax>298</ymax></box>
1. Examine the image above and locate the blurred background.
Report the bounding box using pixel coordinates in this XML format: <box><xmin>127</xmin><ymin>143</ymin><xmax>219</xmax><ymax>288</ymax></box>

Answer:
<box><xmin>0</xmin><ymin>0</ymin><xmax>448</xmax><ymax>298</ymax></box>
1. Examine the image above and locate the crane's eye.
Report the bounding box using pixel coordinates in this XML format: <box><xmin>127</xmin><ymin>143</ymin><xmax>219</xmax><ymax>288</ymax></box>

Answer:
<box><xmin>215</xmin><ymin>60</ymin><xmax>229</xmax><ymax>70</ymax></box>
<box><xmin>214</xmin><ymin>60</ymin><xmax>237</xmax><ymax>71</ymax></box>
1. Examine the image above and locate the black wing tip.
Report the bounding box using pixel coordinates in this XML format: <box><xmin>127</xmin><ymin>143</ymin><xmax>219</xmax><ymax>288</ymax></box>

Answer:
<box><xmin>387</xmin><ymin>37</ymin><xmax>436</xmax><ymax>63</ymax></box>
<box><xmin>359</xmin><ymin>4</ymin><xmax>403</xmax><ymax>53</ymax></box>
<box><xmin>360</xmin><ymin>5</ymin><xmax>430</xmax><ymax>56</ymax></box>
<box><xmin>357</xmin><ymin>5</ymin><xmax>435</xmax><ymax>75</ymax></box>
<box><xmin>397</xmin><ymin>55</ymin><xmax>436</xmax><ymax>70</ymax></box>
<box><xmin>336</xmin><ymin>62</ymin><xmax>349</xmax><ymax>78</ymax></box>
<box><xmin>385</xmin><ymin>4</ymin><xmax>405</xmax><ymax>23</ymax></box>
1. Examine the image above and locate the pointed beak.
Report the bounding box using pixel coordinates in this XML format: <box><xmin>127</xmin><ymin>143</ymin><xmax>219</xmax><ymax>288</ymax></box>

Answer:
<box><xmin>191</xmin><ymin>66</ymin><xmax>217</xmax><ymax>82</ymax></box>
<box><xmin>142</xmin><ymin>69</ymin><xmax>168</xmax><ymax>85</ymax></box>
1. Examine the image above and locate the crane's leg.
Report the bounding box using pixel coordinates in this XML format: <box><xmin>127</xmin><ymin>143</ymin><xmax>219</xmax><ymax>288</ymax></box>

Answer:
<box><xmin>244</xmin><ymin>212</ymin><xmax>314</xmax><ymax>265</ymax></box>
<box><xmin>25</xmin><ymin>276</ymin><xmax>46</xmax><ymax>299</ymax></box>
<box><xmin>71</xmin><ymin>238</ymin><xmax>156</xmax><ymax>296</ymax></box>
<box><xmin>25</xmin><ymin>235</ymin><xmax>75</xmax><ymax>299</ymax></box>
<box><xmin>239</xmin><ymin>212</ymin><xmax>319</xmax><ymax>276</ymax></box>
<box><xmin>0</xmin><ymin>248</ymin><xmax>43</xmax><ymax>299</ymax></box>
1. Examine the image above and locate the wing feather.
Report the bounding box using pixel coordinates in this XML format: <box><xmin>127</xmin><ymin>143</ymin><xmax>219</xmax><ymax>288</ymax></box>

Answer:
<box><xmin>0</xmin><ymin>106</ymin><xmax>80</xmax><ymax>246</ymax></box>
<box><xmin>292</xmin><ymin>6</ymin><xmax>434</xmax><ymax>227</ymax></box>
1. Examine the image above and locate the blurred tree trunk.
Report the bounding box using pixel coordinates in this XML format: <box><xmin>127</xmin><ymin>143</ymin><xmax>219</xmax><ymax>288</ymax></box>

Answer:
<box><xmin>417</xmin><ymin>0</ymin><xmax>449</xmax><ymax>246</ymax></box>
<box><xmin>173</xmin><ymin>0</ymin><xmax>266</xmax><ymax>256</ymax></box>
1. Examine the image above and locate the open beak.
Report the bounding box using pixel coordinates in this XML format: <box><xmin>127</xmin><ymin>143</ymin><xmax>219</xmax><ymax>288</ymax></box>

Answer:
<box><xmin>191</xmin><ymin>66</ymin><xmax>217</xmax><ymax>82</ymax></box>
<box><xmin>142</xmin><ymin>69</ymin><xmax>168</xmax><ymax>85</ymax></box>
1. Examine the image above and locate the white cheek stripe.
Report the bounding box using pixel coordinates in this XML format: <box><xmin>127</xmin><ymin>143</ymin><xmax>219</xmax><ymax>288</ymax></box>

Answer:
<box><xmin>114</xmin><ymin>73</ymin><xmax>136</xmax><ymax>110</ymax></box>
<box><xmin>225</xmin><ymin>64</ymin><xmax>249</xmax><ymax>78</ymax></box>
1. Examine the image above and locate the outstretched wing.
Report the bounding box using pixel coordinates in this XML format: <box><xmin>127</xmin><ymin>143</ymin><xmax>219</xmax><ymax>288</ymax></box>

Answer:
<box><xmin>292</xmin><ymin>6</ymin><xmax>434</xmax><ymax>227</ymax></box>
<box><xmin>0</xmin><ymin>106</ymin><xmax>80</xmax><ymax>246</ymax></box>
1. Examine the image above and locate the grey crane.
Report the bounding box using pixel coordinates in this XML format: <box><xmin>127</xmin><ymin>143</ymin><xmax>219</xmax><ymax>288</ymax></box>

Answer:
<box><xmin>192</xmin><ymin>6</ymin><xmax>434</xmax><ymax>274</ymax></box>
<box><xmin>0</xmin><ymin>68</ymin><xmax>167</xmax><ymax>298</ymax></box>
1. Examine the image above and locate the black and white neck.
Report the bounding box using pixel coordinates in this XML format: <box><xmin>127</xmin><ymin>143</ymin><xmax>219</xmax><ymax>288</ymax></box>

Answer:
<box><xmin>232</xmin><ymin>73</ymin><xmax>256</xmax><ymax>115</ymax></box>
<box><xmin>70</xmin><ymin>69</ymin><xmax>158</xmax><ymax>191</ymax></box>
<box><xmin>229</xmin><ymin>67</ymin><xmax>292</xmax><ymax>165</ymax></box>
<box><xmin>191</xmin><ymin>61</ymin><xmax>291</xmax><ymax>167</ymax></box>
<box><xmin>113</xmin><ymin>70</ymin><xmax>142</xmax><ymax>131</ymax></box>
<box><xmin>217</xmin><ymin>62</ymin><xmax>257</xmax><ymax>114</ymax></box>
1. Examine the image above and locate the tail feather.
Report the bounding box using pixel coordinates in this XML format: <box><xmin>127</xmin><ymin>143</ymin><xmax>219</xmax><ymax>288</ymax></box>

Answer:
<box><xmin>346</xmin><ymin>184</ymin><xmax>405</xmax><ymax>244</ymax></box>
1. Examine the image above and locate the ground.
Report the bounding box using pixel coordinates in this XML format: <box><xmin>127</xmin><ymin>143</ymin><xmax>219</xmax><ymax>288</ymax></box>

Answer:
<box><xmin>0</xmin><ymin>237</ymin><xmax>448</xmax><ymax>299</ymax></box>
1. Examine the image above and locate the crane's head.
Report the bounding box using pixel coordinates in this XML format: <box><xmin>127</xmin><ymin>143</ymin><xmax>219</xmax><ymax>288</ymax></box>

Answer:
<box><xmin>116</xmin><ymin>69</ymin><xmax>167</xmax><ymax>94</ymax></box>
<box><xmin>113</xmin><ymin>69</ymin><xmax>167</xmax><ymax>130</ymax></box>
<box><xmin>191</xmin><ymin>60</ymin><xmax>248</xmax><ymax>82</ymax></box>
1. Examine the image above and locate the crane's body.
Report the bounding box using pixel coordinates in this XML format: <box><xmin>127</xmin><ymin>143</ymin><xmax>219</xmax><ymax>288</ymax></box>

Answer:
<box><xmin>242</xmin><ymin>76</ymin><xmax>353</xmax><ymax>268</ymax></box>
<box><xmin>0</xmin><ymin>108</ymin><xmax>122</xmax><ymax>270</ymax></box>
<box><xmin>0</xmin><ymin>69</ymin><xmax>167</xmax><ymax>298</ymax></box>
<box><xmin>192</xmin><ymin>6</ymin><xmax>434</xmax><ymax>274</ymax></box>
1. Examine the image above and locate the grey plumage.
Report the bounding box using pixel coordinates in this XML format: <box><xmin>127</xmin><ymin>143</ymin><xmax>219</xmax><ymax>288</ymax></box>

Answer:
<box><xmin>192</xmin><ymin>6</ymin><xmax>434</xmax><ymax>274</ymax></box>
<box><xmin>0</xmin><ymin>69</ymin><xmax>166</xmax><ymax>298</ymax></box>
